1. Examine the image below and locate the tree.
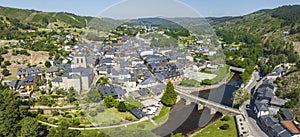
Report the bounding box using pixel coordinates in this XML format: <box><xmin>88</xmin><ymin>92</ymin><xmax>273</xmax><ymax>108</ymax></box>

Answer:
<box><xmin>296</xmin><ymin>59</ymin><xmax>300</xmax><ymax>69</ymax></box>
<box><xmin>3</xmin><ymin>60</ymin><xmax>11</xmax><ymax>66</ymax></box>
<box><xmin>117</xmin><ymin>101</ymin><xmax>127</xmax><ymax>112</ymax></box>
<box><xmin>285</xmin><ymin>98</ymin><xmax>298</xmax><ymax>108</ymax></box>
<box><xmin>104</xmin><ymin>95</ymin><xmax>119</xmax><ymax>108</ymax></box>
<box><xmin>161</xmin><ymin>81</ymin><xmax>177</xmax><ymax>106</ymax></box>
<box><xmin>0</xmin><ymin>89</ymin><xmax>46</xmax><ymax>136</ymax></box>
<box><xmin>0</xmin><ymin>89</ymin><xmax>22</xmax><ymax>136</ymax></box>
<box><xmin>18</xmin><ymin>117</ymin><xmax>45</xmax><ymax>137</ymax></box>
<box><xmin>44</xmin><ymin>60</ymin><xmax>52</xmax><ymax>68</ymax></box>
<box><xmin>87</xmin><ymin>90</ymin><xmax>101</xmax><ymax>102</ymax></box>
<box><xmin>48</xmin><ymin>120</ymin><xmax>81</xmax><ymax>137</ymax></box>
<box><xmin>1</xmin><ymin>68</ymin><xmax>10</xmax><ymax>76</ymax></box>
<box><xmin>67</xmin><ymin>87</ymin><xmax>77</xmax><ymax>103</ymax></box>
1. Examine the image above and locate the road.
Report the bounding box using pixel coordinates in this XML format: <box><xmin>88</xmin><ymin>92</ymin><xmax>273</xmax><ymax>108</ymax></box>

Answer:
<box><xmin>244</xmin><ymin>71</ymin><xmax>260</xmax><ymax>92</ymax></box>
<box><xmin>240</xmin><ymin>100</ymin><xmax>268</xmax><ymax>137</ymax></box>
<box><xmin>239</xmin><ymin>71</ymin><xmax>268</xmax><ymax>137</ymax></box>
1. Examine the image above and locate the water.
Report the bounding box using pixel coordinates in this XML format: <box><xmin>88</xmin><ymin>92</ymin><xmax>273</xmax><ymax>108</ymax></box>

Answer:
<box><xmin>152</xmin><ymin>73</ymin><xmax>242</xmax><ymax>137</ymax></box>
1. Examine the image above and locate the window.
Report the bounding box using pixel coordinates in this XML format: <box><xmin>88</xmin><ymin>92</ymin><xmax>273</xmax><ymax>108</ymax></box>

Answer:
<box><xmin>81</xmin><ymin>58</ymin><xmax>83</xmax><ymax>63</ymax></box>
<box><xmin>77</xmin><ymin>58</ymin><xmax>79</xmax><ymax>63</ymax></box>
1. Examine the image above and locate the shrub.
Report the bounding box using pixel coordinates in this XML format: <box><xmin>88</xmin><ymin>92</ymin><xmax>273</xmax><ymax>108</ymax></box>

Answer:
<box><xmin>89</xmin><ymin>111</ymin><xmax>97</xmax><ymax>117</ymax></box>
<box><xmin>96</xmin><ymin>105</ymin><xmax>105</xmax><ymax>113</ymax></box>
<box><xmin>221</xmin><ymin>116</ymin><xmax>230</xmax><ymax>121</ymax></box>
<box><xmin>220</xmin><ymin>123</ymin><xmax>230</xmax><ymax>130</ymax></box>
<box><xmin>117</xmin><ymin>101</ymin><xmax>127</xmax><ymax>112</ymax></box>
<box><xmin>51</xmin><ymin>110</ymin><xmax>60</xmax><ymax>116</ymax></box>
<box><xmin>125</xmin><ymin>116</ymin><xmax>135</xmax><ymax>121</ymax></box>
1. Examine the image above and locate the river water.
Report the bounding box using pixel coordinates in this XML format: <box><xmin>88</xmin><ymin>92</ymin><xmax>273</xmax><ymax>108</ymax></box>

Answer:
<box><xmin>152</xmin><ymin>73</ymin><xmax>242</xmax><ymax>137</ymax></box>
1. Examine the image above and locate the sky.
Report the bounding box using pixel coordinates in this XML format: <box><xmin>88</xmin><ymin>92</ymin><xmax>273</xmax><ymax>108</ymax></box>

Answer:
<box><xmin>0</xmin><ymin>0</ymin><xmax>299</xmax><ymax>18</ymax></box>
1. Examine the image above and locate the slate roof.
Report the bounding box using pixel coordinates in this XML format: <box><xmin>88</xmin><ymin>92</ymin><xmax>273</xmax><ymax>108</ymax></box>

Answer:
<box><xmin>262</xmin><ymin>116</ymin><xmax>279</xmax><ymax>128</ymax></box>
<box><xmin>130</xmin><ymin>108</ymin><xmax>145</xmax><ymax>119</ymax></box>
<box><xmin>22</xmin><ymin>76</ymin><xmax>36</xmax><ymax>85</ymax></box>
<box><xmin>98</xmin><ymin>84</ymin><xmax>126</xmax><ymax>99</ymax></box>
<box><xmin>270</xmin><ymin>97</ymin><xmax>286</xmax><ymax>107</ymax></box>
<box><xmin>17</xmin><ymin>68</ymin><xmax>27</xmax><ymax>75</ymax></box>
<box><xmin>10</xmin><ymin>80</ymin><xmax>22</xmax><ymax>90</ymax></box>
<box><xmin>150</xmin><ymin>84</ymin><xmax>165</xmax><ymax>94</ymax></box>
<box><xmin>52</xmin><ymin>77</ymin><xmax>62</xmax><ymax>82</ymax></box>
<box><xmin>282</xmin><ymin>108</ymin><xmax>294</xmax><ymax>120</ymax></box>
<box><xmin>46</xmin><ymin>67</ymin><xmax>59</xmax><ymax>73</ymax></box>
<box><xmin>137</xmin><ymin>88</ymin><xmax>151</xmax><ymax>97</ymax></box>
<box><xmin>140</xmin><ymin>76</ymin><xmax>157</xmax><ymax>85</ymax></box>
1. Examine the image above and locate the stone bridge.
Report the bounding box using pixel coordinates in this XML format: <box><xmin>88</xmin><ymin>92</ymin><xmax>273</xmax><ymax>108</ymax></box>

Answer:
<box><xmin>230</xmin><ymin>66</ymin><xmax>245</xmax><ymax>73</ymax></box>
<box><xmin>175</xmin><ymin>89</ymin><xmax>242</xmax><ymax>116</ymax></box>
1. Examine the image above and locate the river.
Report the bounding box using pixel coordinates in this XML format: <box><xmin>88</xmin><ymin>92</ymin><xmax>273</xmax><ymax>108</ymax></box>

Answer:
<box><xmin>152</xmin><ymin>73</ymin><xmax>242</xmax><ymax>137</ymax></box>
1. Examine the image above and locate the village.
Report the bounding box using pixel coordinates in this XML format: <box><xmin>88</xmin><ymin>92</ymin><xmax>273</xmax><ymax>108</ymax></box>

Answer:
<box><xmin>2</xmin><ymin>28</ymin><xmax>224</xmax><ymax>126</ymax></box>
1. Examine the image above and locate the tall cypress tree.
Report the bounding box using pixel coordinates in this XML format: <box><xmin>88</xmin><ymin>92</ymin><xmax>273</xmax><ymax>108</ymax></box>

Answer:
<box><xmin>161</xmin><ymin>81</ymin><xmax>177</xmax><ymax>106</ymax></box>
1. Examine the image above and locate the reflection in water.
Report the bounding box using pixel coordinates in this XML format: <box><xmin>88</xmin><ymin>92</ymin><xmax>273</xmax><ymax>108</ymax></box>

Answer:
<box><xmin>153</xmin><ymin>73</ymin><xmax>242</xmax><ymax>137</ymax></box>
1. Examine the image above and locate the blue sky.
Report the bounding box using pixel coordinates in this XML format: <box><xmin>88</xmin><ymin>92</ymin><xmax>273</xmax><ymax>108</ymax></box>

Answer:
<box><xmin>0</xmin><ymin>0</ymin><xmax>299</xmax><ymax>18</ymax></box>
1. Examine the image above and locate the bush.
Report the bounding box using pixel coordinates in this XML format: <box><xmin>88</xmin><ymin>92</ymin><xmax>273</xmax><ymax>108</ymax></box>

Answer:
<box><xmin>51</xmin><ymin>110</ymin><xmax>60</xmax><ymax>116</ymax></box>
<box><xmin>125</xmin><ymin>116</ymin><xmax>135</xmax><ymax>121</ymax></box>
<box><xmin>1</xmin><ymin>68</ymin><xmax>11</xmax><ymax>76</ymax></box>
<box><xmin>220</xmin><ymin>123</ymin><xmax>230</xmax><ymax>130</ymax></box>
<box><xmin>96</xmin><ymin>105</ymin><xmax>105</xmax><ymax>113</ymax></box>
<box><xmin>89</xmin><ymin>111</ymin><xmax>97</xmax><ymax>117</ymax></box>
<box><xmin>221</xmin><ymin>116</ymin><xmax>230</xmax><ymax>121</ymax></box>
<box><xmin>44</xmin><ymin>60</ymin><xmax>51</xmax><ymax>68</ymax></box>
<box><xmin>117</xmin><ymin>101</ymin><xmax>127</xmax><ymax>112</ymax></box>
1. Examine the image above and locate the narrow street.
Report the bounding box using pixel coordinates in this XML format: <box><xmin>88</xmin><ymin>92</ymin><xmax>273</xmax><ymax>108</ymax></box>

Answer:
<box><xmin>240</xmin><ymin>100</ymin><xmax>268</xmax><ymax>137</ymax></box>
<box><xmin>240</xmin><ymin>71</ymin><xmax>268</xmax><ymax>137</ymax></box>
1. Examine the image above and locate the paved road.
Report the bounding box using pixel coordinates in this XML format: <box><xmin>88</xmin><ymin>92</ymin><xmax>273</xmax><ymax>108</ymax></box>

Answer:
<box><xmin>239</xmin><ymin>71</ymin><xmax>268</xmax><ymax>137</ymax></box>
<box><xmin>240</xmin><ymin>100</ymin><xmax>268</xmax><ymax>137</ymax></box>
<box><xmin>244</xmin><ymin>71</ymin><xmax>260</xmax><ymax>92</ymax></box>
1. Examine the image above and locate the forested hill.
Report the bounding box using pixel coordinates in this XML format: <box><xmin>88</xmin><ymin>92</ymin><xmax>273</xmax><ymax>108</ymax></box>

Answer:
<box><xmin>209</xmin><ymin>5</ymin><xmax>300</xmax><ymax>43</ymax></box>
<box><xmin>0</xmin><ymin>6</ymin><xmax>122</xmax><ymax>31</ymax></box>
<box><xmin>207</xmin><ymin>5</ymin><xmax>300</xmax><ymax>82</ymax></box>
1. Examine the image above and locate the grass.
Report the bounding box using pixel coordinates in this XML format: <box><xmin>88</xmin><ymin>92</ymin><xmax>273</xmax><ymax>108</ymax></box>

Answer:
<box><xmin>179</xmin><ymin>65</ymin><xmax>230</xmax><ymax>87</ymax></box>
<box><xmin>179</xmin><ymin>78</ymin><xmax>201</xmax><ymax>87</ymax></box>
<box><xmin>193</xmin><ymin>116</ymin><xmax>238</xmax><ymax>137</ymax></box>
<box><xmin>210</xmin><ymin>65</ymin><xmax>230</xmax><ymax>84</ymax></box>
<box><xmin>89</xmin><ymin>108</ymin><xmax>137</xmax><ymax>126</ymax></box>
<box><xmin>297</xmin><ymin>117</ymin><xmax>300</xmax><ymax>123</ymax></box>
<box><xmin>97</xmin><ymin>106</ymin><xmax>171</xmax><ymax>137</ymax></box>
<box><xmin>152</xmin><ymin>106</ymin><xmax>170</xmax><ymax>121</ymax></box>
<box><xmin>227</xmin><ymin>72</ymin><xmax>235</xmax><ymax>81</ymax></box>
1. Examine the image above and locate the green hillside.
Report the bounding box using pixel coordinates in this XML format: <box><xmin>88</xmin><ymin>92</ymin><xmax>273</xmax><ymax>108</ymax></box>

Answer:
<box><xmin>208</xmin><ymin>5</ymin><xmax>300</xmax><ymax>81</ymax></box>
<box><xmin>0</xmin><ymin>6</ymin><xmax>122</xmax><ymax>30</ymax></box>
<box><xmin>210</xmin><ymin>5</ymin><xmax>300</xmax><ymax>42</ymax></box>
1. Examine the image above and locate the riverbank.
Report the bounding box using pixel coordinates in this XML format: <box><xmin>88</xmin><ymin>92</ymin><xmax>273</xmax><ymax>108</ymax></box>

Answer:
<box><xmin>190</xmin><ymin>116</ymin><xmax>238</xmax><ymax>137</ymax></box>
<box><xmin>175</xmin><ymin>70</ymin><xmax>231</xmax><ymax>93</ymax></box>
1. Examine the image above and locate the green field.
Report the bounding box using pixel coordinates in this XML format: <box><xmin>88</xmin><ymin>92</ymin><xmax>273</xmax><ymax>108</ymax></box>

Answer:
<box><xmin>89</xmin><ymin>108</ymin><xmax>137</xmax><ymax>126</ymax></box>
<box><xmin>98</xmin><ymin>106</ymin><xmax>170</xmax><ymax>137</ymax></box>
<box><xmin>193</xmin><ymin>116</ymin><xmax>238</xmax><ymax>137</ymax></box>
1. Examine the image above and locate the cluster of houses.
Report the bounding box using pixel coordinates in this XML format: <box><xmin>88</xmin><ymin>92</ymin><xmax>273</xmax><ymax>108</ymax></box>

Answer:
<box><xmin>5</xmin><ymin>31</ymin><xmax>220</xmax><ymax>120</ymax></box>
<box><xmin>9</xmin><ymin>67</ymin><xmax>42</xmax><ymax>96</ymax></box>
<box><xmin>94</xmin><ymin>38</ymin><xmax>190</xmax><ymax>98</ymax></box>
<box><xmin>253</xmin><ymin>68</ymin><xmax>300</xmax><ymax>137</ymax></box>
